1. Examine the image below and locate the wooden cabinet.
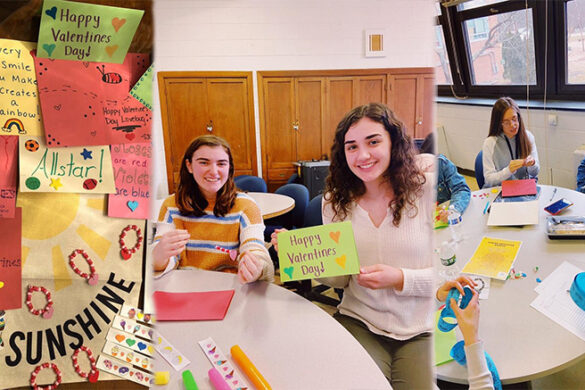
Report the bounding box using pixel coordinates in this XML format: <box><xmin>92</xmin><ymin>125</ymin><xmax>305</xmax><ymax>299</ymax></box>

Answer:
<box><xmin>158</xmin><ymin>72</ymin><xmax>257</xmax><ymax>194</ymax></box>
<box><xmin>388</xmin><ymin>70</ymin><xmax>435</xmax><ymax>139</ymax></box>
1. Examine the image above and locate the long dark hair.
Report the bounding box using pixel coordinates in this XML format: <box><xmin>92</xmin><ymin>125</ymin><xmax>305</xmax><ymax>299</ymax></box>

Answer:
<box><xmin>175</xmin><ymin>135</ymin><xmax>237</xmax><ymax>217</ymax></box>
<box><xmin>324</xmin><ymin>103</ymin><xmax>426</xmax><ymax>227</ymax></box>
<box><xmin>488</xmin><ymin>97</ymin><xmax>531</xmax><ymax>159</ymax></box>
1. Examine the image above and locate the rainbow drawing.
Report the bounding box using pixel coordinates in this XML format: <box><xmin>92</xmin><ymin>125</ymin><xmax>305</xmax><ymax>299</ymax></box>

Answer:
<box><xmin>2</xmin><ymin>118</ymin><xmax>26</xmax><ymax>134</ymax></box>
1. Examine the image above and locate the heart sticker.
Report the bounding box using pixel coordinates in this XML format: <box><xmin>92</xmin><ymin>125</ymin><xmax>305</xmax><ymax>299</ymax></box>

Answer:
<box><xmin>137</xmin><ymin>342</ymin><xmax>147</xmax><ymax>351</ymax></box>
<box><xmin>88</xmin><ymin>273</ymin><xmax>99</xmax><ymax>286</ymax></box>
<box><xmin>137</xmin><ymin>313</ymin><xmax>144</xmax><ymax>320</ymax></box>
<box><xmin>283</xmin><ymin>266</ymin><xmax>294</xmax><ymax>279</ymax></box>
<box><xmin>126</xmin><ymin>339</ymin><xmax>136</xmax><ymax>347</ymax></box>
<box><xmin>329</xmin><ymin>231</ymin><xmax>341</xmax><ymax>243</ymax></box>
<box><xmin>115</xmin><ymin>334</ymin><xmax>125</xmax><ymax>343</ymax></box>
<box><xmin>335</xmin><ymin>254</ymin><xmax>347</xmax><ymax>269</ymax></box>
<box><xmin>88</xmin><ymin>369</ymin><xmax>99</xmax><ymax>383</ymax></box>
<box><xmin>42</xmin><ymin>306</ymin><xmax>54</xmax><ymax>319</ymax></box>
<box><xmin>125</xmin><ymin>133</ymin><xmax>136</xmax><ymax>141</ymax></box>
<box><xmin>45</xmin><ymin>6</ymin><xmax>57</xmax><ymax>19</ymax></box>
<box><xmin>111</xmin><ymin>17</ymin><xmax>127</xmax><ymax>32</ymax></box>
<box><xmin>127</xmin><ymin>201</ymin><xmax>139</xmax><ymax>212</ymax></box>
<box><xmin>148</xmin><ymin>346</ymin><xmax>155</xmax><ymax>354</ymax></box>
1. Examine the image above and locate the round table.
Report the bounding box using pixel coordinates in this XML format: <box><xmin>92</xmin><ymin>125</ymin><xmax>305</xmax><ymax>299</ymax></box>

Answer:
<box><xmin>248</xmin><ymin>192</ymin><xmax>295</xmax><ymax>219</ymax></box>
<box><xmin>153</xmin><ymin>269</ymin><xmax>390</xmax><ymax>390</ymax></box>
<box><xmin>435</xmin><ymin>185</ymin><xmax>585</xmax><ymax>385</ymax></box>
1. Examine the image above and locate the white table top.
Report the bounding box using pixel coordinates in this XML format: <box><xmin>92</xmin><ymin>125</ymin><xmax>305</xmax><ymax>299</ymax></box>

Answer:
<box><xmin>247</xmin><ymin>192</ymin><xmax>295</xmax><ymax>219</ymax></box>
<box><xmin>153</xmin><ymin>269</ymin><xmax>390</xmax><ymax>390</ymax></box>
<box><xmin>435</xmin><ymin>185</ymin><xmax>585</xmax><ymax>385</ymax></box>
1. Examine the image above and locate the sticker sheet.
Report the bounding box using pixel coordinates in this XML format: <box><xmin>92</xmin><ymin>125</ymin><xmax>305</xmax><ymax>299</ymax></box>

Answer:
<box><xmin>96</xmin><ymin>355</ymin><xmax>153</xmax><ymax>387</ymax></box>
<box><xmin>152</xmin><ymin>329</ymin><xmax>190</xmax><ymax>371</ymax></box>
<box><xmin>111</xmin><ymin>314</ymin><xmax>153</xmax><ymax>340</ymax></box>
<box><xmin>105</xmin><ymin>328</ymin><xmax>154</xmax><ymax>357</ymax></box>
<box><xmin>102</xmin><ymin>340</ymin><xmax>153</xmax><ymax>371</ymax></box>
<box><xmin>198</xmin><ymin>337</ymin><xmax>249</xmax><ymax>390</ymax></box>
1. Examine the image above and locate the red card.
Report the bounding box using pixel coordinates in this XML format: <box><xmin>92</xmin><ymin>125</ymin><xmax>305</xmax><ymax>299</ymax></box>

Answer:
<box><xmin>0</xmin><ymin>208</ymin><xmax>22</xmax><ymax>310</ymax></box>
<box><xmin>502</xmin><ymin>179</ymin><xmax>537</xmax><ymax>197</ymax></box>
<box><xmin>32</xmin><ymin>51</ymin><xmax>151</xmax><ymax>147</ymax></box>
<box><xmin>0</xmin><ymin>135</ymin><xmax>18</xmax><ymax>218</ymax></box>
<box><xmin>153</xmin><ymin>290</ymin><xmax>235</xmax><ymax>321</ymax></box>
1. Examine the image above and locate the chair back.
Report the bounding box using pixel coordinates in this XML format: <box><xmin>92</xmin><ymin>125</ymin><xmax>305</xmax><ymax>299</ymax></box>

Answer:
<box><xmin>274</xmin><ymin>183</ymin><xmax>309</xmax><ymax>229</ymax></box>
<box><xmin>234</xmin><ymin>175</ymin><xmax>267</xmax><ymax>193</ymax></box>
<box><xmin>475</xmin><ymin>150</ymin><xmax>485</xmax><ymax>189</ymax></box>
<box><xmin>304</xmin><ymin>194</ymin><xmax>323</xmax><ymax>227</ymax></box>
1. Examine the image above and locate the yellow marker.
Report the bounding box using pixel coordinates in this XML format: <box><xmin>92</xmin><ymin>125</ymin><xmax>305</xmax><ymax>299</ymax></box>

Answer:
<box><xmin>230</xmin><ymin>345</ymin><xmax>271</xmax><ymax>390</ymax></box>
<box><xmin>154</xmin><ymin>371</ymin><xmax>170</xmax><ymax>385</ymax></box>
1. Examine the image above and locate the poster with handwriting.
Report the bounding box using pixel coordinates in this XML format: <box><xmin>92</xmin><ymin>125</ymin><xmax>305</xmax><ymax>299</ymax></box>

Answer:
<box><xmin>37</xmin><ymin>0</ymin><xmax>143</xmax><ymax>63</ymax></box>
<box><xmin>19</xmin><ymin>136</ymin><xmax>115</xmax><ymax>193</ymax></box>
<box><xmin>0</xmin><ymin>39</ymin><xmax>43</xmax><ymax>136</ymax></box>
<box><xmin>129</xmin><ymin>63</ymin><xmax>153</xmax><ymax>110</ymax></box>
<box><xmin>0</xmin><ymin>135</ymin><xmax>18</xmax><ymax>218</ymax></box>
<box><xmin>32</xmin><ymin>51</ymin><xmax>151</xmax><ymax>147</ymax></box>
<box><xmin>277</xmin><ymin>221</ymin><xmax>360</xmax><ymax>281</ymax></box>
<box><xmin>108</xmin><ymin>142</ymin><xmax>150</xmax><ymax>219</ymax></box>
<box><xmin>0</xmin><ymin>208</ymin><xmax>22</xmax><ymax>310</ymax></box>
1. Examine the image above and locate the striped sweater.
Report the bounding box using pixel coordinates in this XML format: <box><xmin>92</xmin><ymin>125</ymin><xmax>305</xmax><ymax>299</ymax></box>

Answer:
<box><xmin>156</xmin><ymin>192</ymin><xmax>274</xmax><ymax>281</ymax></box>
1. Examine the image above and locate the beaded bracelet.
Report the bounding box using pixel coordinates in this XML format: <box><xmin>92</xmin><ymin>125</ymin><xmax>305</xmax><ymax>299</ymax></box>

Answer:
<box><xmin>119</xmin><ymin>225</ymin><xmax>142</xmax><ymax>260</ymax></box>
<box><xmin>68</xmin><ymin>249</ymin><xmax>98</xmax><ymax>285</ymax></box>
<box><xmin>26</xmin><ymin>286</ymin><xmax>54</xmax><ymax>319</ymax></box>
<box><xmin>72</xmin><ymin>345</ymin><xmax>99</xmax><ymax>382</ymax></box>
<box><xmin>30</xmin><ymin>362</ymin><xmax>62</xmax><ymax>390</ymax></box>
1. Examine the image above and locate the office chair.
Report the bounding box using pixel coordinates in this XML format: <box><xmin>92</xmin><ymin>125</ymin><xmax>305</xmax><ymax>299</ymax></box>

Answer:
<box><xmin>475</xmin><ymin>151</ymin><xmax>485</xmax><ymax>189</ymax></box>
<box><xmin>234</xmin><ymin>175</ymin><xmax>267</xmax><ymax>193</ymax></box>
<box><xmin>264</xmin><ymin>183</ymin><xmax>309</xmax><ymax>245</ymax></box>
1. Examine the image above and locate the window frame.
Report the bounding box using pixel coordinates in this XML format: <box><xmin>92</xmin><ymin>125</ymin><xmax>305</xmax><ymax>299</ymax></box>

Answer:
<box><xmin>437</xmin><ymin>0</ymin><xmax>584</xmax><ymax>101</ymax></box>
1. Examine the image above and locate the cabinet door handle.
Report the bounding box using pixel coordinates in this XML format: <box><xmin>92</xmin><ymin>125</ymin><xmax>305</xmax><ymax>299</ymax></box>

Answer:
<box><xmin>292</xmin><ymin>120</ymin><xmax>299</xmax><ymax>131</ymax></box>
<box><xmin>207</xmin><ymin>120</ymin><xmax>213</xmax><ymax>132</ymax></box>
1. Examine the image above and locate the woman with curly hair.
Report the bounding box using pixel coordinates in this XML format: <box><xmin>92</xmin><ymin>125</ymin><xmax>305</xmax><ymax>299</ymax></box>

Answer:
<box><xmin>482</xmin><ymin>97</ymin><xmax>539</xmax><ymax>188</ymax></box>
<box><xmin>272</xmin><ymin>103</ymin><xmax>436</xmax><ymax>389</ymax></box>
<box><xmin>153</xmin><ymin>135</ymin><xmax>273</xmax><ymax>283</ymax></box>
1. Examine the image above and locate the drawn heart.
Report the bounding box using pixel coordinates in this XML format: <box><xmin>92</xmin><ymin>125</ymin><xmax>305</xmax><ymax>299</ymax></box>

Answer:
<box><xmin>120</xmin><ymin>320</ymin><xmax>126</xmax><ymax>329</ymax></box>
<box><xmin>111</xmin><ymin>17</ymin><xmax>127</xmax><ymax>32</ymax></box>
<box><xmin>42</xmin><ymin>306</ymin><xmax>54</xmax><ymax>319</ymax></box>
<box><xmin>53</xmin><ymin>104</ymin><xmax>61</xmax><ymax>111</ymax></box>
<box><xmin>329</xmin><ymin>231</ymin><xmax>341</xmax><ymax>243</ymax></box>
<box><xmin>125</xmin><ymin>133</ymin><xmax>136</xmax><ymax>141</ymax></box>
<box><xmin>335</xmin><ymin>254</ymin><xmax>347</xmax><ymax>269</ymax></box>
<box><xmin>88</xmin><ymin>369</ymin><xmax>99</xmax><ymax>383</ymax></box>
<box><xmin>283</xmin><ymin>266</ymin><xmax>294</xmax><ymax>279</ymax></box>
<box><xmin>126</xmin><ymin>339</ymin><xmax>136</xmax><ymax>347</ymax></box>
<box><xmin>137</xmin><ymin>342</ymin><xmax>147</xmax><ymax>351</ymax></box>
<box><xmin>90</xmin><ymin>131</ymin><xmax>97</xmax><ymax>136</ymax></box>
<box><xmin>88</xmin><ymin>273</ymin><xmax>99</xmax><ymax>286</ymax></box>
<box><xmin>0</xmin><ymin>281</ymin><xmax>4</xmax><ymax>289</ymax></box>
<box><xmin>45</xmin><ymin>6</ymin><xmax>57</xmax><ymax>19</ymax></box>
<box><xmin>42</xmin><ymin>44</ymin><xmax>56</xmax><ymax>57</ymax></box>
<box><xmin>147</xmin><ymin>346</ymin><xmax>155</xmax><ymax>354</ymax></box>
<box><xmin>82</xmin><ymin>62</ymin><xmax>90</xmax><ymax>68</ymax></box>
<box><xmin>127</xmin><ymin>201</ymin><xmax>139</xmax><ymax>212</ymax></box>
<box><xmin>105</xmin><ymin>45</ymin><xmax>119</xmax><ymax>57</ymax></box>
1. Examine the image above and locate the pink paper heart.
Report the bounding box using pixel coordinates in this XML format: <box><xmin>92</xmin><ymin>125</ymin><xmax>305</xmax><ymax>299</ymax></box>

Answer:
<box><xmin>42</xmin><ymin>306</ymin><xmax>54</xmax><ymax>319</ymax></box>
<box><xmin>88</xmin><ymin>273</ymin><xmax>99</xmax><ymax>286</ymax></box>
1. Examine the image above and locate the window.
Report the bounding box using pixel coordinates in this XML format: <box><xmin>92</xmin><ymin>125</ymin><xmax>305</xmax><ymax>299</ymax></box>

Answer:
<box><xmin>437</xmin><ymin>0</ymin><xmax>585</xmax><ymax>101</ymax></box>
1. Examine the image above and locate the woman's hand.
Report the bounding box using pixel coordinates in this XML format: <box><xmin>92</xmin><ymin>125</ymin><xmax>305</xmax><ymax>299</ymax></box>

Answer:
<box><xmin>436</xmin><ymin>275</ymin><xmax>477</xmax><ymax>302</ymax></box>
<box><xmin>270</xmin><ymin>228</ymin><xmax>288</xmax><ymax>252</ymax></box>
<box><xmin>152</xmin><ymin>229</ymin><xmax>190</xmax><ymax>271</ymax></box>
<box><xmin>237</xmin><ymin>252</ymin><xmax>264</xmax><ymax>284</ymax></box>
<box><xmin>357</xmin><ymin>264</ymin><xmax>404</xmax><ymax>290</ymax></box>
<box><xmin>524</xmin><ymin>156</ymin><xmax>535</xmax><ymax>167</ymax></box>
<box><xmin>450</xmin><ymin>288</ymin><xmax>480</xmax><ymax>345</ymax></box>
<box><xmin>509</xmin><ymin>159</ymin><xmax>524</xmax><ymax>173</ymax></box>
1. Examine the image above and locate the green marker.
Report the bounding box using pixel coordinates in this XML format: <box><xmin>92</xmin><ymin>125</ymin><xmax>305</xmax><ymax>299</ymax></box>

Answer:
<box><xmin>182</xmin><ymin>370</ymin><xmax>199</xmax><ymax>390</ymax></box>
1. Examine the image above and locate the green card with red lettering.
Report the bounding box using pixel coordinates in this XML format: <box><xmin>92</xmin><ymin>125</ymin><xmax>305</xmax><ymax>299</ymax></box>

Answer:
<box><xmin>277</xmin><ymin>221</ymin><xmax>360</xmax><ymax>281</ymax></box>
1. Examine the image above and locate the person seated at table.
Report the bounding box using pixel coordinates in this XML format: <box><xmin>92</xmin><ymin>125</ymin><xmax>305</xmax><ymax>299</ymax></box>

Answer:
<box><xmin>482</xmin><ymin>97</ymin><xmax>539</xmax><ymax>188</ymax></box>
<box><xmin>153</xmin><ymin>135</ymin><xmax>274</xmax><ymax>283</ymax></box>
<box><xmin>577</xmin><ymin>157</ymin><xmax>585</xmax><ymax>194</ymax></box>
<box><xmin>273</xmin><ymin>103</ymin><xmax>435</xmax><ymax>389</ymax></box>
<box><xmin>420</xmin><ymin>132</ymin><xmax>471</xmax><ymax>222</ymax></box>
<box><xmin>437</xmin><ymin>277</ymin><xmax>494</xmax><ymax>390</ymax></box>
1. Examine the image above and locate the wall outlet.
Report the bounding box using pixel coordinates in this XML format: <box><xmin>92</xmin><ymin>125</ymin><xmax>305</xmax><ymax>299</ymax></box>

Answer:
<box><xmin>547</xmin><ymin>114</ymin><xmax>558</xmax><ymax>126</ymax></box>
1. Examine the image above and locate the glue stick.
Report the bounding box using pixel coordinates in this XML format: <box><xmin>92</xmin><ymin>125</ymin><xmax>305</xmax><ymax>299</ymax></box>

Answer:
<box><xmin>208</xmin><ymin>367</ymin><xmax>231</xmax><ymax>390</ymax></box>
<box><xmin>182</xmin><ymin>369</ymin><xmax>199</xmax><ymax>390</ymax></box>
<box><xmin>230</xmin><ymin>345</ymin><xmax>272</xmax><ymax>390</ymax></box>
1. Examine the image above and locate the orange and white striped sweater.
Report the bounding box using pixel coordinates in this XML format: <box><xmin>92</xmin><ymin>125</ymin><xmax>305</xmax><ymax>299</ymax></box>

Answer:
<box><xmin>156</xmin><ymin>192</ymin><xmax>274</xmax><ymax>281</ymax></box>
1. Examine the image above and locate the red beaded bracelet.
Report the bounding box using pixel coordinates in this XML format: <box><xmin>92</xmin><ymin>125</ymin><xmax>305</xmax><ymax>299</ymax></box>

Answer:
<box><xmin>68</xmin><ymin>249</ymin><xmax>98</xmax><ymax>285</ymax></box>
<box><xmin>119</xmin><ymin>225</ymin><xmax>142</xmax><ymax>260</ymax></box>
<box><xmin>72</xmin><ymin>345</ymin><xmax>99</xmax><ymax>382</ymax></box>
<box><xmin>26</xmin><ymin>286</ymin><xmax>54</xmax><ymax>319</ymax></box>
<box><xmin>30</xmin><ymin>362</ymin><xmax>62</xmax><ymax>390</ymax></box>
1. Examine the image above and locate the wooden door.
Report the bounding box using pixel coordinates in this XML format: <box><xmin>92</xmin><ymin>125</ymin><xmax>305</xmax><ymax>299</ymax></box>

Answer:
<box><xmin>207</xmin><ymin>78</ymin><xmax>255</xmax><ymax>176</ymax></box>
<box><xmin>418</xmin><ymin>73</ymin><xmax>435</xmax><ymax>139</ymax></box>
<box><xmin>325</xmin><ymin>77</ymin><xmax>354</xmax><ymax>158</ymax></box>
<box><xmin>388</xmin><ymin>74</ymin><xmax>418</xmax><ymax>138</ymax></box>
<box><xmin>295</xmin><ymin>77</ymin><xmax>325</xmax><ymax>161</ymax></box>
<box><xmin>356</xmin><ymin>75</ymin><xmax>386</xmax><ymax>106</ymax></box>
<box><xmin>158</xmin><ymin>72</ymin><xmax>257</xmax><ymax>194</ymax></box>
<box><xmin>261</xmin><ymin>78</ymin><xmax>296</xmax><ymax>183</ymax></box>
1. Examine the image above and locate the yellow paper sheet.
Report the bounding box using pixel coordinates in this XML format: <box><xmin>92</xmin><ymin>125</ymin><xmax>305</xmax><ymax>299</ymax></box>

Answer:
<box><xmin>461</xmin><ymin>236</ymin><xmax>522</xmax><ymax>280</ymax></box>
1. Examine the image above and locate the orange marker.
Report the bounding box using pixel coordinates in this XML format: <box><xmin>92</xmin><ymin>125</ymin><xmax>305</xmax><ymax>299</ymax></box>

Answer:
<box><xmin>230</xmin><ymin>345</ymin><xmax>271</xmax><ymax>390</ymax></box>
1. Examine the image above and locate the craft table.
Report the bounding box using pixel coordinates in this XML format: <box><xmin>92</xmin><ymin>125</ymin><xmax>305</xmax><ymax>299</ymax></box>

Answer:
<box><xmin>247</xmin><ymin>191</ymin><xmax>295</xmax><ymax>219</ymax></box>
<box><xmin>435</xmin><ymin>185</ymin><xmax>585</xmax><ymax>385</ymax></box>
<box><xmin>152</xmin><ymin>268</ymin><xmax>390</xmax><ymax>390</ymax></box>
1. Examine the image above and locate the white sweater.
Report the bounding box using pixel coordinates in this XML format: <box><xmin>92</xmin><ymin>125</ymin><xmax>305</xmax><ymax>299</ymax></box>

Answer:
<box><xmin>466</xmin><ymin>341</ymin><xmax>495</xmax><ymax>390</ymax></box>
<box><xmin>319</xmin><ymin>159</ymin><xmax>436</xmax><ymax>340</ymax></box>
<box><xmin>482</xmin><ymin>131</ymin><xmax>539</xmax><ymax>188</ymax></box>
